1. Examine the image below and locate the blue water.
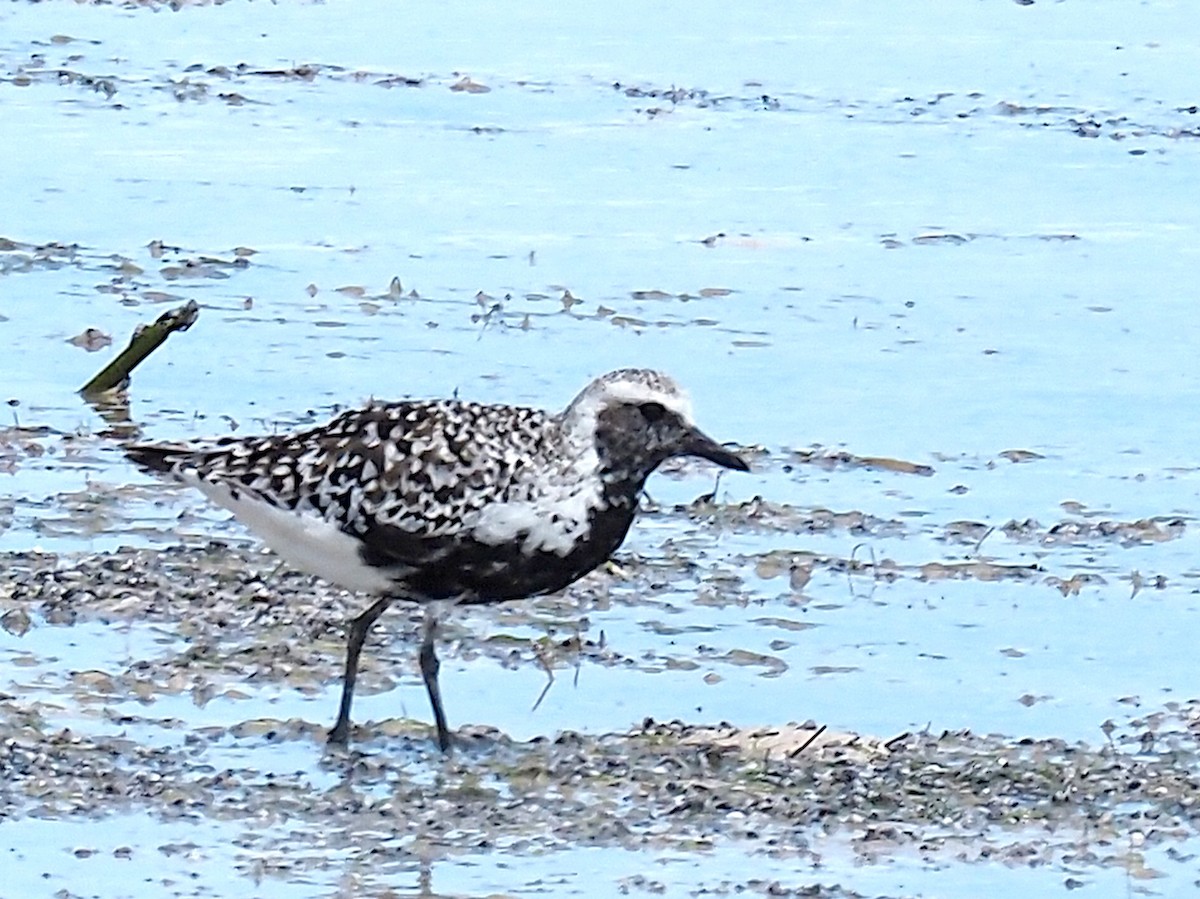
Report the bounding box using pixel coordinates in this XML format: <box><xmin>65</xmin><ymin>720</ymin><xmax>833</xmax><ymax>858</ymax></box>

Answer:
<box><xmin>3</xmin><ymin>811</ymin><xmax>1192</xmax><ymax>898</ymax></box>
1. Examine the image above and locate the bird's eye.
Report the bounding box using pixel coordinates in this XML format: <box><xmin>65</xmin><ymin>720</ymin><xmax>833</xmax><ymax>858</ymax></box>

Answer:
<box><xmin>640</xmin><ymin>402</ymin><xmax>667</xmax><ymax>423</ymax></box>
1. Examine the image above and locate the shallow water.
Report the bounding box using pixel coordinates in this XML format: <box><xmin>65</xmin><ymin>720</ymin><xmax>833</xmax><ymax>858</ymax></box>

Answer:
<box><xmin>3</xmin><ymin>0</ymin><xmax>1200</xmax><ymax>895</ymax></box>
<box><xmin>8</xmin><ymin>812</ymin><xmax>1190</xmax><ymax>899</ymax></box>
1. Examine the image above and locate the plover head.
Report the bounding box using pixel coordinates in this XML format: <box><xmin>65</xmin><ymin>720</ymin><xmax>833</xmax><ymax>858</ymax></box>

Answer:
<box><xmin>562</xmin><ymin>368</ymin><xmax>749</xmax><ymax>478</ymax></box>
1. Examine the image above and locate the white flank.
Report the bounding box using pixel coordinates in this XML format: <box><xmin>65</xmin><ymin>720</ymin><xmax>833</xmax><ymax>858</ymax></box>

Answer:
<box><xmin>472</xmin><ymin>482</ymin><xmax>603</xmax><ymax>557</ymax></box>
<box><xmin>184</xmin><ymin>471</ymin><xmax>394</xmax><ymax>594</ymax></box>
<box><xmin>472</xmin><ymin>501</ymin><xmax>544</xmax><ymax>547</ymax></box>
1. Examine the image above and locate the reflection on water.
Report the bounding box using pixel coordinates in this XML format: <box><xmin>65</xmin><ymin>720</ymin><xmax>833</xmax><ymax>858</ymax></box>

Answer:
<box><xmin>6</xmin><ymin>809</ymin><xmax>1192</xmax><ymax>899</ymax></box>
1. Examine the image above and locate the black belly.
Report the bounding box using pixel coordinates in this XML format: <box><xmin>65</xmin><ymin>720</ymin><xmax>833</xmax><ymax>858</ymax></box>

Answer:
<box><xmin>385</xmin><ymin>504</ymin><xmax>639</xmax><ymax>603</ymax></box>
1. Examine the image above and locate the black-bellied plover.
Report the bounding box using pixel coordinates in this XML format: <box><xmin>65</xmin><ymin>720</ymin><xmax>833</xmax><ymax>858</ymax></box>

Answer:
<box><xmin>127</xmin><ymin>369</ymin><xmax>749</xmax><ymax>751</ymax></box>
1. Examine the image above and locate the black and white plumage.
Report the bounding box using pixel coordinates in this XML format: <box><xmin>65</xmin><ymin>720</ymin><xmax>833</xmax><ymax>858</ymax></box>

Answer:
<box><xmin>127</xmin><ymin>368</ymin><xmax>749</xmax><ymax>751</ymax></box>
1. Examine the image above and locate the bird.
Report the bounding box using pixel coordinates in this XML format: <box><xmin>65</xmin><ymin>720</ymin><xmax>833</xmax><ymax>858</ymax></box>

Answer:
<box><xmin>125</xmin><ymin>368</ymin><xmax>750</xmax><ymax>751</ymax></box>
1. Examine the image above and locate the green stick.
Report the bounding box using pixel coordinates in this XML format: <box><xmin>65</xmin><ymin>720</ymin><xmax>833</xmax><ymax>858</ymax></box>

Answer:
<box><xmin>79</xmin><ymin>300</ymin><xmax>200</xmax><ymax>397</ymax></box>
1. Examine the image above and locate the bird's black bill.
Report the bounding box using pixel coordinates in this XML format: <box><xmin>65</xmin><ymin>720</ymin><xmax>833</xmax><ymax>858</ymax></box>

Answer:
<box><xmin>685</xmin><ymin>429</ymin><xmax>750</xmax><ymax>472</ymax></box>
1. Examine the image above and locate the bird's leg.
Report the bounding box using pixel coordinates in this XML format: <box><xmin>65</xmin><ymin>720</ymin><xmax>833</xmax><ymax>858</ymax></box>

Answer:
<box><xmin>419</xmin><ymin>604</ymin><xmax>453</xmax><ymax>752</ymax></box>
<box><xmin>328</xmin><ymin>595</ymin><xmax>393</xmax><ymax>746</ymax></box>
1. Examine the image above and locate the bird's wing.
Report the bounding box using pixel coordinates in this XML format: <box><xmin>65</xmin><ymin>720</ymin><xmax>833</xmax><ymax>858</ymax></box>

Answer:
<box><xmin>127</xmin><ymin>400</ymin><xmax>551</xmax><ymax>569</ymax></box>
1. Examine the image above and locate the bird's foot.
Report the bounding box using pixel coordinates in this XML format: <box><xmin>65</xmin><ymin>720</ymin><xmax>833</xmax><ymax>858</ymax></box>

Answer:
<box><xmin>327</xmin><ymin>720</ymin><xmax>352</xmax><ymax>747</ymax></box>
